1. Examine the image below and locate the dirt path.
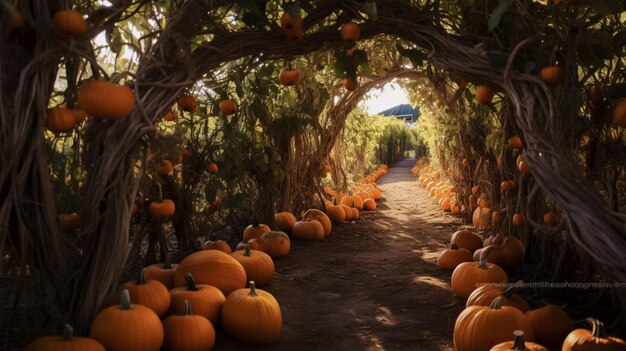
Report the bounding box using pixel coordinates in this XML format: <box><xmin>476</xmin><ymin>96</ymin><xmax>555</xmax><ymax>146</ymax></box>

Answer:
<box><xmin>216</xmin><ymin>158</ymin><xmax>467</xmax><ymax>350</ymax></box>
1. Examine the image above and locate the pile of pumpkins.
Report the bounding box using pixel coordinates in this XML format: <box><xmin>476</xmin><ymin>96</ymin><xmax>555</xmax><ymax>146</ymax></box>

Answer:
<box><xmin>436</xmin><ymin>228</ymin><xmax>626</xmax><ymax>350</ymax></box>
<box><xmin>414</xmin><ymin>163</ymin><xmax>462</xmax><ymax>214</ymax></box>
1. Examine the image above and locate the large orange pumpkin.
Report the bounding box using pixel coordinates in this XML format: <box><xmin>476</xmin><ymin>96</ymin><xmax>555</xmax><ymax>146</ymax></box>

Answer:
<box><xmin>466</xmin><ymin>284</ymin><xmax>530</xmax><ymax>312</ymax></box>
<box><xmin>231</xmin><ymin>245</ymin><xmax>275</xmax><ymax>286</ymax></box>
<box><xmin>326</xmin><ymin>201</ymin><xmax>346</xmax><ymax>223</ymax></box>
<box><xmin>201</xmin><ymin>239</ymin><xmax>232</xmax><ymax>254</ymax></box>
<box><xmin>143</xmin><ymin>254</ymin><xmax>178</xmax><ymax>289</ymax></box>
<box><xmin>562</xmin><ymin>318</ymin><xmax>626</xmax><ymax>350</ymax></box>
<box><xmin>490</xmin><ymin>330</ymin><xmax>548</xmax><ymax>351</ymax></box>
<box><xmin>222</xmin><ymin>281</ymin><xmax>282</xmax><ymax>345</ymax></box>
<box><xmin>90</xmin><ymin>290</ymin><xmax>164</xmax><ymax>351</ymax></box>
<box><xmin>525</xmin><ymin>304</ymin><xmax>574</xmax><ymax>347</ymax></box>
<box><xmin>174</xmin><ymin>250</ymin><xmax>246</xmax><ymax>296</ymax></box>
<box><xmin>169</xmin><ymin>273</ymin><xmax>225</xmax><ymax>325</ymax></box>
<box><xmin>116</xmin><ymin>269</ymin><xmax>171</xmax><ymax>317</ymax></box>
<box><xmin>258</xmin><ymin>231</ymin><xmax>290</xmax><ymax>259</ymax></box>
<box><xmin>275</xmin><ymin>211</ymin><xmax>297</xmax><ymax>232</ymax></box>
<box><xmin>454</xmin><ymin>297</ymin><xmax>535</xmax><ymax>351</ymax></box>
<box><xmin>292</xmin><ymin>219</ymin><xmax>324</xmax><ymax>240</ymax></box>
<box><xmin>451</xmin><ymin>229</ymin><xmax>483</xmax><ymax>253</ymax></box>
<box><xmin>437</xmin><ymin>245</ymin><xmax>473</xmax><ymax>270</ymax></box>
<box><xmin>451</xmin><ymin>248</ymin><xmax>508</xmax><ymax>300</ymax></box>
<box><xmin>303</xmin><ymin>209</ymin><xmax>332</xmax><ymax>236</ymax></box>
<box><xmin>24</xmin><ymin>324</ymin><xmax>105</xmax><ymax>351</ymax></box>
<box><xmin>162</xmin><ymin>300</ymin><xmax>215</xmax><ymax>351</ymax></box>
<box><xmin>77</xmin><ymin>80</ymin><xmax>135</xmax><ymax>119</ymax></box>
<box><xmin>243</xmin><ymin>223</ymin><xmax>271</xmax><ymax>241</ymax></box>
<box><xmin>613</xmin><ymin>100</ymin><xmax>626</xmax><ymax>128</ymax></box>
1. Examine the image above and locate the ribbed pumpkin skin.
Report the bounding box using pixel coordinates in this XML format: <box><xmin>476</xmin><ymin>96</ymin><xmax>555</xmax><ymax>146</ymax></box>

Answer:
<box><xmin>201</xmin><ymin>240</ymin><xmax>232</xmax><ymax>254</ymax></box>
<box><xmin>116</xmin><ymin>276</ymin><xmax>171</xmax><ymax>317</ymax></box>
<box><xmin>259</xmin><ymin>231</ymin><xmax>291</xmax><ymax>259</ymax></box>
<box><xmin>454</xmin><ymin>304</ymin><xmax>535</xmax><ymax>351</ymax></box>
<box><xmin>466</xmin><ymin>285</ymin><xmax>530</xmax><ymax>312</ymax></box>
<box><xmin>437</xmin><ymin>247</ymin><xmax>473</xmax><ymax>270</ymax></box>
<box><xmin>352</xmin><ymin>196</ymin><xmax>364</xmax><ymax>210</ymax></box>
<box><xmin>169</xmin><ymin>275</ymin><xmax>225</xmax><ymax>325</ymax></box>
<box><xmin>292</xmin><ymin>220</ymin><xmax>324</xmax><ymax>241</ymax></box>
<box><xmin>326</xmin><ymin>204</ymin><xmax>346</xmax><ymax>222</ymax></box>
<box><xmin>231</xmin><ymin>248</ymin><xmax>275</xmax><ymax>286</ymax></box>
<box><xmin>24</xmin><ymin>326</ymin><xmax>105</xmax><ymax>351</ymax></box>
<box><xmin>243</xmin><ymin>224</ymin><xmax>271</xmax><ymax>241</ymax></box>
<box><xmin>144</xmin><ymin>263</ymin><xmax>178</xmax><ymax>289</ymax></box>
<box><xmin>52</xmin><ymin>10</ymin><xmax>88</xmax><ymax>38</ymax></box>
<box><xmin>162</xmin><ymin>312</ymin><xmax>215</xmax><ymax>351</ymax></box>
<box><xmin>222</xmin><ymin>284</ymin><xmax>282</xmax><ymax>345</ymax></box>
<box><xmin>478</xmin><ymin>237</ymin><xmax>525</xmax><ymax>271</ymax></box>
<box><xmin>90</xmin><ymin>298</ymin><xmax>163</xmax><ymax>351</ymax></box>
<box><xmin>363</xmin><ymin>198</ymin><xmax>377</xmax><ymax>211</ymax></box>
<box><xmin>451</xmin><ymin>260</ymin><xmax>508</xmax><ymax>300</ymax></box>
<box><xmin>275</xmin><ymin>212</ymin><xmax>297</xmax><ymax>232</ymax></box>
<box><xmin>77</xmin><ymin>80</ymin><xmax>135</xmax><ymax>119</ymax></box>
<box><xmin>303</xmin><ymin>209</ymin><xmax>332</xmax><ymax>236</ymax></box>
<box><xmin>46</xmin><ymin>107</ymin><xmax>75</xmax><ymax>134</ymax></box>
<box><xmin>525</xmin><ymin>304</ymin><xmax>573</xmax><ymax>347</ymax></box>
<box><xmin>174</xmin><ymin>250</ymin><xmax>246</xmax><ymax>296</ymax></box>
<box><xmin>490</xmin><ymin>338</ymin><xmax>548</xmax><ymax>350</ymax></box>
<box><xmin>562</xmin><ymin>320</ymin><xmax>626</xmax><ymax>351</ymax></box>
<box><xmin>451</xmin><ymin>230</ymin><xmax>484</xmax><ymax>253</ymax></box>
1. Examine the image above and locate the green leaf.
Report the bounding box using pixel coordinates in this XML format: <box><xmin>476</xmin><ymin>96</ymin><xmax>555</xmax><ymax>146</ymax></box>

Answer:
<box><xmin>488</xmin><ymin>0</ymin><xmax>515</xmax><ymax>31</ymax></box>
<box><xmin>590</xmin><ymin>0</ymin><xmax>625</xmax><ymax>15</ymax></box>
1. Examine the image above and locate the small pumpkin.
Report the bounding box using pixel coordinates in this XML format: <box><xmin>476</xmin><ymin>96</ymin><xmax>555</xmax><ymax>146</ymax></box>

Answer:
<box><xmin>512</xmin><ymin>213</ymin><xmax>524</xmax><ymax>226</ymax></box>
<box><xmin>170</xmin><ymin>273</ymin><xmax>225</xmax><ymax>325</ymax></box>
<box><xmin>326</xmin><ymin>201</ymin><xmax>346</xmax><ymax>223</ymax></box>
<box><xmin>525</xmin><ymin>304</ymin><xmax>573</xmax><ymax>347</ymax></box>
<box><xmin>90</xmin><ymin>289</ymin><xmax>164</xmax><ymax>351</ymax></box>
<box><xmin>508</xmin><ymin>136</ymin><xmax>523</xmax><ymax>149</ymax></box>
<box><xmin>340</xmin><ymin>22</ymin><xmax>360</xmax><ymax>41</ymax></box>
<box><xmin>451</xmin><ymin>229</ymin><xmax>483</xmax><ymax>254</ymax></box>
<box><xmin>543</xmin><ymin>212</ymin><xmax>557</xmax><ymax>225</ymax></box>
<box><xmin>162</xmin><ymin>300</ymin><xmax>216</xmax><ymax>351</ymax></box>
<box><xmin>156</xmin><ymin>160</ymin><xmax>174</xmax><ymax>176</ymax></box>
<box><xmin>163</xmin><ymin>109</ymin><xmax>177</xmax><ymax>121</ymax></box>
<box><xmin>437</xmin><ymin>244</ymin><xmax>473</xmax><ymax>270</ymax></box>
<box><xmin>77</xmin><ymin>80</ymin><xmax>135</xmax><ymax>119</ymax></box>
<box><xmin>236</xmin><ymin>238</ymin><xmax>262</xmax><ymax>251</ymax></box>
<box><xmin>474</xmin><ymin>236</ymin><xmax>525</xmax><ymax>271</ymax></box>
<box><xmin>279</xmin><ymin>68</ymin><xmax>301</xmax><ymax>86</ymax></box>
<box><xmin>476</xmin><ymin>85</ymin><xmax>494</xmax><ymax>104</ymax></box>
<box><xmin>472</xmin><ymin>207</ymin><xmax>491</xmax><ymax>229</ymax></box>
<box><xmin>243</xmin><ymin>223</ymin><xmax>271</xmax><ymax>241</ymax></box>
<box><xmin>116</xmin><ymin>269</ymin><xmax>171</xmax><ymax>317</ymax></box>
<box><xmin>222</xmin><ymin>281</ymin><xmax>282</xmax><ymax>345</ymax></box>
<box><xmin>340</xmin><ymin>204</ymin><xmax>354</xmax><ymax>221</ymax></box>
<box><xmin>501</xmin><ymin>180</ymin><xmax>516</xmax><ymax>192</ymax></box>
<box><xmin>490</xmin><ymin>330</ymin><xmax>548</xmax><ymax>351</ymax></box>
<box><xmin>148</xmin><ymin>199</ymin><xmax>176</xmax><ymax>221</ymax></box>
<box><xmin>71</xmin><ymin>108</ymin><xmax>88</xmax><ymax>124</ymax></box>
<box><xmin>59</xmin><ymin>212</ymin><xmax>80</xmax><ymax>232</ymax></box>
<box><xmin>231</xmin><ymin>245</ymin><xmax>275</xmax><ymax>286</ymax></box>
<box><xmin>174</xmin><ymin>249</ymin><xmax>246</xmax><ymax>296</ymax></box>
<box><xmin>219</xmin><ymin>99</ymin><xmax>237</xmax><ymax>115</ymax></box>
<box><xmin>177</xmin><ymin>95</ymin><xmax>197</xmax><ymax>113</ymax></box>
<box><xmin>207</xmin><ymin>162</ymin><xmax>218</xmax><ymax>174</ymax></box>
<box><xmin>453</xmin><ymin>297</ymin><xmax>535</xmax><ymax>351</ymax></box>
<box><xmin>201</xmin><ymin>239</ymin><xmax>232</xmax><ymax>254</ymax></box>
<box><xmin>24</xmin><ymin>324</ymin><xmax>105</xmax><ymax>351</ymax></box>
<box><xmin>451</xmin><ymin>247</ymin><xmax>508</xmax><ymax>300</ymax></box>
<box><xmin>540</xmin><ymin>66</ymin><xmax>564</xmax><ymax>87</ymax></box>
<box><xmin>302</xmin><ymin>209</ymin><xmax>332</xmax><ymax>236</ymax></box>
<box><xmin>343</xmin><ymin>78</ymin><xmax>358</xmax><ymax>91</ymax></box>
<box><xmin>363</xmin><ymin>198</ymin><xmax>377</xmax><ymax>211</ymax></box>
<box><xmin>562</xmin><ymin>318</ymin><xmax>626</xmax><ymax>350</ymax></box>
<box><xmin>144</xmin><ymin>253</ymin><xmax>178</xmax><ymax>289</ymax></box>
<box><xmin>280</xmin><ymin>12</ymin><xmax>304</xmax><ymax>39</ymax></box>
<box><xmin>275</xmin><ymin>211</ymin><xmax>297</xmax><ymax>232</ymax></box>
<box><xmin>292</xmin><ymin>219</ymin><xmax>324</xmax><ymax>241</ymax></box>
<box><xmin>52</xmin><ymin>10</ymin><xmax>87</xmax><ymax>38</ymax></box>
<box><xmin>46</xmin><ymin>107</ymin><xmax>75</xmax><ymax>134</ymax></box>
<box><xmin>466</xmin><ymin>284</ymin><xmax>529</xmax><ymax>312</ymax></box>
<box><xmin>259</xmin><ymin>231</ymin><xmax>291</xmax><ymax>259</ymax></box>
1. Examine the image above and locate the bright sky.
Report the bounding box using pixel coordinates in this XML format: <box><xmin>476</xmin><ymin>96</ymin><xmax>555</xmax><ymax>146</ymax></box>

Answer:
<box><xmin>359</xmin><ymin>81</ymin><xmax>411</xmax><ymax>115</ymax></box>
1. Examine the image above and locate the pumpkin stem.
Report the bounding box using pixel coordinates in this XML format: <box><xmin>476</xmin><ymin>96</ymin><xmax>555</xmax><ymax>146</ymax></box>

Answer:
<box><xmin>119</xmin><ymin>289</ymin><xmax>133</xmax><ymax>310</ymax></box>
<box><xmin>249</xmin><ymin>281</ymin><xmax>258</xmax><ymax>296</ymax></box>
<box><xmin>137</xmin><ymin>268</ymin><xmax>147</xmax><ymax>284</ymax></box>
<box><xmin>511</xmin><ymin>330</ymin><xmax>526</xmax><ymax>350</ymax></box>
<box><xmin>588</xmin><ymin>318</ymin><xmax>607</xmax><ymax>338</ymax></box>
<box><xmin>244</xmin><ymin>244</ymin><xmax>251</xmax><ymax>256</ymax></box>
<box><xmin>183</xmin><ymin>299</ymin><xmax>193</xmax><ymax>316</ymax></box>
<box><xmin>184</xmin><ymin>272</ymin><xmax>199</xmax><ymax>291</ymax></box>
<box><xmin>489</xmin><ymin>296</ymin><xmax>503</xmax><ymax>310</ymax></box>
<box><xmin>62</xmin><ymin>324</ymin><xmax>74</xmax><ymax>341</ymax></box>
<box><xmin>163</xmin><ymin>252</ymin><xmax>173</xmax><ymax>269</ymax></box>
<box><xmin>156</xmin><ymin>182</ymin><xmax>163</xmax><ymax>202</ymax></box>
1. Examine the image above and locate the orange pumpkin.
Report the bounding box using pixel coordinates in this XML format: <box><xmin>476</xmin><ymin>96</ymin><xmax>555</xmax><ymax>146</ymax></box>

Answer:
<box><xmin>501</xmin><ymin>180</ymin><xmax>515</xmax><ymax>192</ymax></box>
<box><xmin>148</xmin><ymin>199</ymin><xmax>176</xmax><ymax>221</ymax></box>
<box><xmin>490</xmin><ymin>330</ymin><xmax>548</xmax><ymax>351</ymax></box>
<box><xmin>451</xmin><ymin>248</ymin><xmax>508</xmax><ymax>300</ymax></box>
<box><xmin>275</xmin><ymin>211</ymin><xmax>297</xmax><ymax>232</ymax></box>
<box><xmin>174</xmin><ymin>249</ymin><xmax>246</xmax><ymax>296</ymax></box>
<box><xmin>52</xmin><ymin>10</ymin><xmax>87</xmax><ymax>38</ymax></box>
<box><xmin>258</xmin><ymin>231</ymin><xmax>291</xmax><ymax>259</ymax></box>
<box><xmin>472</xmin><ymin>207</ymin><xmax>491</xmax><ymax>229</ymax></box>
<box><xmin>280</xmin><ymin>12</ymin><xmax>304</xmax><ymax>39</ymax></box>
<box><xmin>303</xmin><ymin>209</ymin><xmax>332</xmax><ymax>237</ymax></box>
<box><xmin>235</xmin><ymin>238</ymin><xmax>262</xmax><ymax>251</ymax></box>
<box><xmin>71</xmin><ymin>108</ymin><xmax>88</xmax><ymax>124</ymax></box>
<box><xmin>508</xmin><ymin>136</ymin><xmax>523</xmax><ymax>149</ymax></box>
<box><xmin>613</xmin><ymin>100</ymin><xmax>626</xmax><ymax>128</ymax></box>
<box><xmin>231</xmin><ymin>245</ymin><xmax>275</xmax><ymax>286</ymax></box>
<box><xmin>540</xmin><ymin>66</ymin><xmax>564</xmax><ymax>86</ymax></box>
<box><xmin>77</xmin><ymin>80</ymin><xmax>135</xmax><ymax>119</ymax></box>
<box><xmin>512</xmin><ymin>213</ymin><xmax>524</xmax><ymax>226</ymax></box>
<box><xmin>326</xmin><ymin>201</ymin><xmax>346</xmax><ymax>223</ymax></box>
<box><xmin>144</xmin><ymin>253</ymin><xmax>178</xmax><ymax>289</ymax></box>
<box><xmin>163</xmin><ymin>109</ymin><xmax>177</xmax><ymax>121</ymax></box>
<box><xmin>156</xmin><ymin>160</ymin><xmax>173</xmax><ymax>176</ymax></box>
<box><xmin>169</xmin><ymin>273</ymin><xmax>225</xmax><ymax>325</ymax></box>
<box><xmin>525</xmin><ymin>304</ymin><xmax>573</xmax><ymax>347</ymax></box>
<box><xmin>340</xmin><ymin>22</ymin><xmax>360</xmax><ymax>41</ymax></box>
<box><xmin>46</xmin><ymin>107</ymin><xmax>75</xmax><ymax>134</ymax></box>
<box><xmin>207</xmin><ymin>162</ymin><xmax>218</xmax><ymax>174</ymax></box>
<box><xmin>292</xmin><ymin>219</ymin><xmax>324</xmax><ymax>241</ymax></box>
<box><xmin>243</xmin><ymin>223</ymin><xmax>271</xmax><ymax>241</ymax></box>
<box><xmin>562</xmin><ymin>318</ymin><xmax>626</xmax><ymax>350</ymax></box>
<box><xmin>219</xmin><ymin>99</ymin><xmax>237</xmax><ymax>115</ymax></box>
<box><xmin>475</xmin><ymin>236</ymin><xmax>525</xmax><ymax>271</ymax></box>
<box><xmin>222</xmin><ymin>281</ymin><xmax>282</xmax><ymax>345</ymax></box>
<box><xmin>177</xmin><ymin>95</ymin><xmax>197</xmax><ymax>113</ymax></box>
<box><xmin>476</xmin><ymin>85</ymin><xmax>494</xmax><ymax>104</ymax></box>
<box><xmin>453</xmin><ymin>297</ymin><xmax>535</xmax><ymax>351</ymax></box>
<box><xmin>24</xmin><ymin>324</ymin><xmax>105</xmax><ymax>351</ymax></box>
<box><xmin>162</xmin><ymin>300</ymin><xmax>216</xmax><ymax>351</ymax></box>
<box><xmin>201</xmin><ymin>239</ymin><xmax>232</xmax><ymax>254</ymax></box>
<box><xmin>437</xmin><ymin>245</ymin><xmax>473</xmax><ymax>270</ymax></box>
<box><xmin>451</xmin><ymin>230</ymin><xmax>484</xmax><ymax>254</ymax></box>
<box><xmin>363</xmin><ymin>198</ymin><xmax>377</xmax><ymax>211</ymax></box>
<box><xmin>90</xmin><ymin>290</ymin><xmax>164</xmax><ymax>351</ymax></box>
<box><xmin>466</xmin><ymin>285</ymin><xmax>530</xmax><ymax>312</ymax></box>
<box><xmin>59</xmin><ymin>212</ymin><xmax>80</xmax><ymax>232</ymax></box>
<box><xmin>279</xmin><ymin>68</ymin><xmax>301</xmax><ymax>86</ymax></box>
<box><xmin>343</xmin><ymin>78</ymin><xmax>358</xmax><ymax>91</ymax></box>
<box><xmin>116</xmin><ymin>269</ymin><xmax>171</xmax><ymax>316</ymax></box>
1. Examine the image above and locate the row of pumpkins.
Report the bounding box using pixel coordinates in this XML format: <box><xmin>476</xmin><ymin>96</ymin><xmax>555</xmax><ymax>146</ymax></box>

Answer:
<box><xmin>410</xmin><ymin>158</ymin><xmax>626</xmax><ymax>350</ymax></box>
<box><xmin>26</xmin><ymin>166</ymin><xmax>389</xmax><ymax>350</ymax></box>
